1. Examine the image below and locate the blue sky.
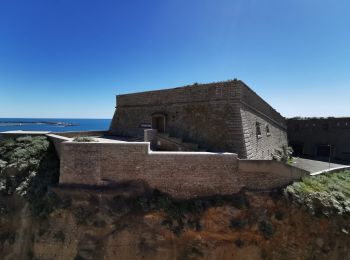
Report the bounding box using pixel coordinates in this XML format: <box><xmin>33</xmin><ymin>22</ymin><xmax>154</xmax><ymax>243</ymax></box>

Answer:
<box><xmin>0</xmin><ymin>0</ymin><xmax>349</xmax><ymax>118</ymax></box>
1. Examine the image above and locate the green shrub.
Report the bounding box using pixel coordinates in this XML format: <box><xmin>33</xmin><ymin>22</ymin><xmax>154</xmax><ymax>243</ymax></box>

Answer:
<box><xmin>285</xmin><ymin>171</ymin><xmax>350</xmax><ymax>215</ymax></box>
<box><xmin>0</xmin><ymin>136</ymin><xmax>60</xmax><ymax>218</ymax></box>
<box><xmin>272</xmin><ymin>145</ymin><xmax>293</xmax><ymax>164</ymax></box>
<box><xmin>134</xmin><ymin>190</ymin><xmax>249</xmax><ymax>235</ymax></box>
<box><xmin>73</xmin><ymin>136</ymin><xmax>97</xmax><ymax>142</ymax></box>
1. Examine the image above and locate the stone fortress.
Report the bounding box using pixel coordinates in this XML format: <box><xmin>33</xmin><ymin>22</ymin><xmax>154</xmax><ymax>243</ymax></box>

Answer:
<box><xmin>110</xmin><ymin>80</ymin><xmax>287</xmax><ymax>159</ymax></box>
<box><xmin>1</xmin><ymin>79</ymin><xmax>312</xmax><ymax>198</ymax></box>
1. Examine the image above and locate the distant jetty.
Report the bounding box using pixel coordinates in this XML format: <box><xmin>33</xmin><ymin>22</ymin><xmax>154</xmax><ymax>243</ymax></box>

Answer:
<box><xmin>0</xmin><ymin>121</ymin><xmax>78</xmax><ymax>127</ymax></box>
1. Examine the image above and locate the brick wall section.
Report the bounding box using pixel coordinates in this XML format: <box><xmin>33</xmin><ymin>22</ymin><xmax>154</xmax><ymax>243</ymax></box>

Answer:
<box><xmin>59</xmin><ymin>141</ymin><xmax>308</xmax><ymax>199</ymax></box>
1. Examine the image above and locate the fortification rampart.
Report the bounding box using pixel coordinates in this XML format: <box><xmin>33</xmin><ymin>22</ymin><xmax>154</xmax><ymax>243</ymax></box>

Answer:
<box><xmin>59</xmin><ymin>140</ymin><xmax>308</xmax><ymax>199</ymax></box>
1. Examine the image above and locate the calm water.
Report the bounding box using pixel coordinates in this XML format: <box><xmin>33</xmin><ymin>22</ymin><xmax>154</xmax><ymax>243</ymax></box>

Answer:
<box><xmin>0</xmin><ymin>118</ymin><xmax>111</xmax><ymax>132</ymax></box>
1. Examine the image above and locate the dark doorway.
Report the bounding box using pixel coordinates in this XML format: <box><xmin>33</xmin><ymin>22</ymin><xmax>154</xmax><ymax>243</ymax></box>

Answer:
<box><xmin>317</xmin><ymin>145</ymin><xmax>331</xmax><ymax>157</ymax></box>
<box><xmin>152</xmin><ymin>114</ymin><xmax>166</xmax><ymax>133</ymax></box>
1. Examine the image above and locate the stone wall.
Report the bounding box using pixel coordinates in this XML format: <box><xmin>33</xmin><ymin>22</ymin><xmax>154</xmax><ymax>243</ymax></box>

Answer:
<box><xmin>46</xmin><ymin>134</ymin><xmax>72</xmax><ymax>159</ymax></box>
<box><xmin>288</xmin><ymin>118</ymin><xmax>350</xmax><ymax>162</ymax></box>
<box><xmin>241</xmin><ymin>107</ymin><xmax>288</xmax><ymax>159</ymax></box>
<box><xmin>52</xmin><ymin>131</ymin><xmax>107</xmax><ymax>138</ymax></box>
<box><xmin>59</xmin><ymin>141</ymin><xmax>308</xmax><ymax>199</ymax></box>
<box><xmin>240</xmin><ymin>84</ymin><xmax>286</xmax><ymax>128</ymax></box>
<box><xmin>110</xmin><ymin>80</ymin><xmax>246</xmax><ymax>156</ymax></box>
<box><xmin>238</xmin><ymin>160</ymin><xmax>308</xmax><ymax>189</ymax></box>
<box><xmin>239</xmin><ymin>84</ymin><xmax>288</xmax><ymax>159</ymax></box>
<box><xmin>109</xmin><ymin>80</ymin><xmax>287</xmax><ymax>159</ymax></box>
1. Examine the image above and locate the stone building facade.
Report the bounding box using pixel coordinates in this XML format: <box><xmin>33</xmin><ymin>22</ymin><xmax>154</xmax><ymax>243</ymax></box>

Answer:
<box><xmin>287</xmin><ymin>117</ymin><xmax>350</xmax><ymax>163</ymax></box>
<box><xmin>109</xmin><ymin>80</ymin><xmax>287</xmax><ymax>159</ymax></box>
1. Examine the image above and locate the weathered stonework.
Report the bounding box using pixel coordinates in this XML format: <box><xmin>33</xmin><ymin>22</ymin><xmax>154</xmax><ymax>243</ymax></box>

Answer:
<box><xmin>59</xmin><ymin>141</ymin><xmax>308</xmax><ymax>199</ymax></box>
<box><xmin>109</xmin><ymin>80</ymin><xmax>287</xmax><ymax>159</ymax></box>
<box><xmin>288</xmin><ymin>117</ymin><xmax>350</xmax><ymax>162</ymax></box>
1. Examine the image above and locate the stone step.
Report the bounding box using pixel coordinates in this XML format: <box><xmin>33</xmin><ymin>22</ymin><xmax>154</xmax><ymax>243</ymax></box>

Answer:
<box><xmin>182</xmin><ymin>142</ymin><xmax>199</xmax><ymax>150</ymax></box>
<box><xmin>167</xmin><ymin>136</ymin><xmax>183</xmax><ymax>143</ymax></box>
<box><xmin>157</xmin><ymin>133</ymin><xmax>201</xmax><ymax>152</ymax></box>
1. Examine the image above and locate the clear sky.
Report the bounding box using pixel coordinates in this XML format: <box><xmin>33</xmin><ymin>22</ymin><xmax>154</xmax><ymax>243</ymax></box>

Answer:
<box><xmin>0</xmin><ymin>0</ymin><xmax>349</xmax><ymax>119</ymax></box>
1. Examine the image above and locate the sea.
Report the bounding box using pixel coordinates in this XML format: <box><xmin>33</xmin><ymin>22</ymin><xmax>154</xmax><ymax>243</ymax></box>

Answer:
<box><xmin>0</xmin><ymin>118</ymin><xmax>111</xmax><ymax>133</ymax></box>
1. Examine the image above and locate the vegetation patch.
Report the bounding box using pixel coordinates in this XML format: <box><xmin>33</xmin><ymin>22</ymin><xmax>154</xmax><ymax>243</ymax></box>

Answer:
<box><xmin>53</xmin><ymin>231</ymin><xmax>65</xmax><ymax>242</ymax></box>
<box><xmin>258</xmin><ymin>220</ymin><xmax>275</xmax><ymax>239</ymax></box>
<box><xmin>285</xmin><ymin>171</ymin><xmax>350</xmax><ymax>216</ymax></box>
<box><xmin>0</xmin><ymin>136</ymin><xmax>60</xmax><ymax>218</ymax></box>
<box><xmin>73</xmin><ymin>136</ymin><xmax>97</xmax><ymax>142</ymax></box>
<box><xmin>272</xmin><ymin>145</ymin><xmax>293</xmax><ymax>164</ymax></box>
<box><xmin>134</xmin><ymin>190</ymin><xmax>249</xmax><ymax>235</ymax></box>
<box><xmin>73</xmin><ymin>207</ymin><xmax>95</xmax><ymax>225</ymax></box>
<box><xmin>230</xmin><ymin>218</ymin><xmax>247</xmax><ymax>230</ymax></box>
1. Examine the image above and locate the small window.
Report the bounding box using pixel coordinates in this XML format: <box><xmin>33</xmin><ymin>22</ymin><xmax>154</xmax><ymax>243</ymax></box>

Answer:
<box><xmin>256</xmin><ymin>122</ymin><xmax>262</xmax><ymax>138</ymax></box>
<box><xmin>266</xmin><ymin>124</ymin><xmax>271</xmax><ymax>136</ymax></box>
<box><xmin>337</xmin><ymin>122</ymin><xmax>340</xmax><ymax>127</ymax></box>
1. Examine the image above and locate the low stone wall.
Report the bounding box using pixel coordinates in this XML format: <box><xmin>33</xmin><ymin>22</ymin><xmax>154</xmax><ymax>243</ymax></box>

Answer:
<box><xmin>52</xmin><ymin>130</ymin><xmax>107</xmax><ymax>138</ymax></box>
<box><xmin>46</xmin><ymin>134</ymin><xmax>72</xmax><ymax>159</ymax></box>
<box><xmin>59</xmin><ymin>141</ymin><xmax>308</xmax><ymax>199</ymax></box>
<box><xmin>60</xmin><ymin>141</ymin><xmax>239</xmax><ymax>198</ymax></box>
<box><xmin>238</xmin><ymin>160</ymin><xmax>309</xmax><ymax>190</ymax></box>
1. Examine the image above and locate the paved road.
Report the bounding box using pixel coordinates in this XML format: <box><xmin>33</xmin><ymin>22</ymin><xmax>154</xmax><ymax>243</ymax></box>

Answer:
<box><xmin>291</xmin><ymin>157</ymin><xmax>347</xmax><ymax>173</ymax></box>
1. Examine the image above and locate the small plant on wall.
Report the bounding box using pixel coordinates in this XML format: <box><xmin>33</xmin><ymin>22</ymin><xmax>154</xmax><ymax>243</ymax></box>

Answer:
<box><xmin>272</xmin><ymin>145</ymin><xmax>293</xmax><ymax>164</ymax></box>
<box><xmin>73</xmin><ymin>136</ymin><xmax>97</xmax><ymax>142</ymax></box>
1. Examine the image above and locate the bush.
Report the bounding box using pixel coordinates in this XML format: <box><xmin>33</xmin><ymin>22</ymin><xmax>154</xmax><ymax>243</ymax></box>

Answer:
<box><xmin>285</xmin><ymin>171</ymin><xmax>350</xmax><ymax>215</ymax></box>
<box><xmin>272</xmin><ymin>145</ymin><xmax>293</xmax><ymax>164</ymax></box>
<box><xmin>0</xmin><ymin>136</ymin><xmax>60</xmax><ymax>218</ymax></box>
<box><xmin>134</xmin><ymin>190</ymin><xmax>249</xmax><ymax>235</ymax></box>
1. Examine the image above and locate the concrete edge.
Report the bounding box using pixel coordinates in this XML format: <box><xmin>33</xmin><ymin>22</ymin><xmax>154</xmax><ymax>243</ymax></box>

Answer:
<box><xmin>311</xmin><ymin>166</ymin><xmax>350</xmax><ymax>176</ymax></box>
